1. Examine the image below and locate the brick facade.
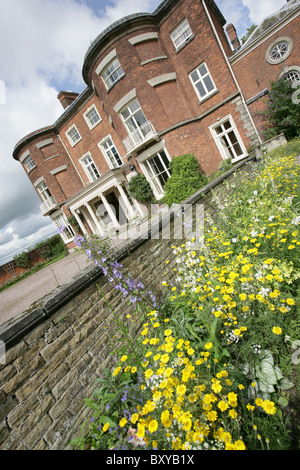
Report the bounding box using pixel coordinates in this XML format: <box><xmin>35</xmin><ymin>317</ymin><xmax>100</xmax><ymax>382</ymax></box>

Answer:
<box><xmin>12</xmin><ymin>0</ymin><xmax>299</xmax><ymax>251</ymax></box>
<box><xmin>229</xmin><ymin>1</ymin><xmax>300</xmax><ymax>136</ymax></box>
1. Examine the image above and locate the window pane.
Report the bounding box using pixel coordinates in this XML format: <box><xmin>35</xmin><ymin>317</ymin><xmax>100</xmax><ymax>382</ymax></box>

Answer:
<box><xmin>196</xmin><ymin>81</ymin><xmax>206</xmax><ymax>97</ymax></box>
<box><xmin>121</xmin><ymin>107</ymin><xmax>130</xmax><ymax>120</ymax></box>
<box><xmin>160</xmin><ymin>150</ymin><xmax>170</xmax><ymax>170</ymax></box>
<box><xmin>190</xmin><ymin>63</ymin><xmax>216</xmax><ymax>101</ymax></box>
<box><xmin>220</xmin><ymin>135</ymin><xmax>235</xmax><ymax>159</ymax></box>
<box><xmin>129</xmin><ymin>100</ymin><xmax>140</xmax><ymax>113</ymax></box>
<box><xmin>190</xmin><ymin>70</ymin><xmax>198</xmax><ymax>83</ymax></box>
<box><xmin>87</xmin><ymin>108</ymin><xmax>100</xmax><ymax>126</ymax></box>
<box><xmin>199</xmin><ymin>63</ymin><xmax>207</xmax><ymax>77</ymax></box>
<box><xmin>284</xmin><ymin>71</ymin><xmax>300</xmax><ymax>83</ymax></box>
<box><xmin>228</xmin><ymin>131</ymin><xmax>243</xmax><ymax>156</ymax></box>
<box><xmin>146</xmin><ymin>151</ymin><xmax>170</xmax><ymax>191</ymax></box>
<box><xmin>203</xmin><ymin>75</ymin><xmax>214</xmax><ymax>93</ymax></box>
<box><xmin>171</xmin><ymin>19</ymin><xmax>192</xmax><ymax>49</ymax></box>
<box><xmin>134</xmin><ymin>110</ymin><xmax>147</xmax><ymax>127</ymax></box>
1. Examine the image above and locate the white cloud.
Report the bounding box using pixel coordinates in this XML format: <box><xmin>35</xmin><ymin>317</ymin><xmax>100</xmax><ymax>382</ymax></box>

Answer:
<box><xmin>0</xmin><ymin>0</ymin><xmax>161</xmax><ymax>265</ymax></box>
<box><xmin>0</xmin><ymin>0</ymin><xmax>287</xmax><ymax>266</ymax></box>
<box><xmin>241</xmin><ymin>0</ymin><xmax>287</xmax><ymax>25</ymax></box>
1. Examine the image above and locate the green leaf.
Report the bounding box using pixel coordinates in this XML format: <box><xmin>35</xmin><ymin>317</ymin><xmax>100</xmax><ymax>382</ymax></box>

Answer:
<box><xmin>100</xmin><ymin>415</ymin><xmax>117</xmax><ymax>428</ymax></box>
<box><xmin>274</xmin><ymin>366</ymin><xmax>284</xmax><ymax>382</ymax></box>
<box><xmin>257</xmin><ymin>380</ymin><xmax>275</xmax><ymax>393</ymax></box>
<box><xmin>83</xmin><ymin>398</ymin><xmax>99</xmax><ymax>411</ymax></box>
<box><xmin>256</xmin><ymin>361</ymin><xmax>277</xmax><ymax>385</ymax></box>
<box><xmin>260</xmin><ymin>350</ymin><xmax>274</xmax><ymax>365</ymax></box>
<box><xmin>278</xmin><ymin>377</ymin><xmax>294</xmax><ymax>390</ymax></box>
<box><xmin>278</xmin><ymin>396</ymin><xmax>289</xmax><ymax>407</ymax></box>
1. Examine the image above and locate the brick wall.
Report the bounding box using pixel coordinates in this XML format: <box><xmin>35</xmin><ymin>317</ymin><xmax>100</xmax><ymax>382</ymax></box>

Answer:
<box><xmin>230</xmin><ymin>15</ymin><xmax>300</xmax><ymax>139</ymax></box>
<box><xmin>0</xmin><ymin>157</ymin><xmax>258</xmax><ymax>450</ymax></box>
<box><xmin>23</xmin><ymin>133</ymin><xmax>84</xmax><ymax>206</ymax></box>
<box><xmin>0</xmin><ymin>247</ymin><xmax>48</xmax><ymax>287</ymax></box>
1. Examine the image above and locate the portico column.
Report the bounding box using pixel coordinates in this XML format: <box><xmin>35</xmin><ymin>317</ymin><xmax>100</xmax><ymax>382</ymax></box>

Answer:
<box><xmin>85</xmin><ymin>202</ymin><xmax>105</xmax><ymax>236</ymax></box>
<box><xmin>116</xmin><ymin>183</ymin><xmax>136</xmax><ymax>219</ymax></box>
<box><xmin>73</xmin><ymin>209</ymin><xmax>87</xmax><ymax>235</ymax></box>
<box><xmin>80</xmin><ymin>206</ymin><xmax>95</xmax><ymax>234</ymax></box>
<box><xmin>100</xmin><ymin>192</ymin><xmax>120</xmax><ymax>228</ymax></box>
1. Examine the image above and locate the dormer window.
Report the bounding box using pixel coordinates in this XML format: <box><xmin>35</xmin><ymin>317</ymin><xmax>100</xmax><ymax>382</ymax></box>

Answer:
<box><xmin>170</xmin><ymin>18</ymin><xmax>193</xmax><ymax>50</ymax></box>
<box><xmin>101</xmin><ymin>58</ymin><xmax>125</xmax><ymax>90</ymax></box>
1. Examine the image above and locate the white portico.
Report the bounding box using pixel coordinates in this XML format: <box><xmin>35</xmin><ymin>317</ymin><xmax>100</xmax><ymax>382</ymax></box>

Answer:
<box><xmin>64</xmin><ymin>167</ymin><xmax>144</xmax><ymax>237</ymax></box>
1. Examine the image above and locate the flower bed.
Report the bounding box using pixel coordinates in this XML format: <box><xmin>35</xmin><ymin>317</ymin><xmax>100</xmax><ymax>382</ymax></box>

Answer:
<box><xmin>70</xmin><ymin>139</ymin><xmax>300</xmax><ymax>451</ymax></box>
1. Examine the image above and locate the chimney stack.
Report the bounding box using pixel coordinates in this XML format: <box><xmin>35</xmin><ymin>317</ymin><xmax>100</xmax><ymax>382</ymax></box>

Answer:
<box><xmin>226</xmin><ymin>23</ymin><xmax>241</xmax><ymax>51</ymax></box>
<box><xmin>57</xmin><ymin>91</ymin><xmax>79</xmax><ymax>109</ymax></box>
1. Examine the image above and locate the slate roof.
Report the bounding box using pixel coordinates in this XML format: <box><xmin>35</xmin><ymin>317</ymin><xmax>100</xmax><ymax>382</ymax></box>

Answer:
<box><xmin>242</xmin><ymin>0</ymin><xmax>300</xmax><ymax>47</ymax></box>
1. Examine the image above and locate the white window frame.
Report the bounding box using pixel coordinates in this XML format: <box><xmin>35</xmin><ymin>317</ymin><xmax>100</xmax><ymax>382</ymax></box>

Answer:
<box><xmin>209</xmin><ymin>115</ymin><xmax>248</xmax><ymax>163</ymax></box>
<box><xmin>37</xmin><ymin>181</ymin><xmax>52</xmax><ymax>202</ymax></box>
<box><xmin>53</xmin><ymin>212</ymin><xmax>76</xmax><ymax>243</ymax></box>
<box><xmin>120</xmin><ymin>99</ymin><xmax>148</xmax><ymax>141</ymax></box>
<box><xmin>170</xmin><ymin>18</ymin><xmax>193</xmax><ymax>51</ymax></box>
<box><xmin>139</xmin><ymin>146</ymin><xmax>171</xmax><ymax>199</ymax></box>
<box><xmin>189</xmin><ymin>62</ymin><xmax>217</xmax><ymax>102</ymax></box>
<box><xmin>266</xmin><ymin>37</ymin><xmax>293</xmax><ymax>64</ymax></box>
<box><xmin>84</xmin><ymin>105</ymin><xmax>102</xmax><ymax>130</ymax></box>
<box><xmin>23</xmin><ymin>155</ymin><xmax>36</xmax><ymax>173</ymax></box>
<box><xmin>101</xmin><ymin>58</ymin><xmax>125</xmax><ymax>90</ymax></box>
<box><xmin>284</xmin><ymin>70</ymin><xmax>300</xmax><ymax>84</ymax></box>
<box><xmin>80</xmin><ymin>152</ymin><xmax>101</xmax><ymax>182</ymax></box>
<box><xmin>98</xmin><ymin>135</ymin><xmax>123</xmax><ymax>169</ymax></box>
<box><xmin>66</xmin><ymin>124</ymin><xmax>82</xmax><ymax>147</ymax></box>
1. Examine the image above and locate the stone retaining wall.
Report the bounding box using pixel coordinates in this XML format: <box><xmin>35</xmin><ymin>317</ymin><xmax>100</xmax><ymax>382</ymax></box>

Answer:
<box><xmin>0</xmin><ymin>156</ymin><xmax>258</xmax><ymax>450</ymax></box>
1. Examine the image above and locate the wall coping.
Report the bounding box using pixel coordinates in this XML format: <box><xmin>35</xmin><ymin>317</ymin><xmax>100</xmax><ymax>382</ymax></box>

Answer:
<box><xmin>0</xmin><ymin>155</ymin><xmax>255</xmax><ymax>351</ymax></box>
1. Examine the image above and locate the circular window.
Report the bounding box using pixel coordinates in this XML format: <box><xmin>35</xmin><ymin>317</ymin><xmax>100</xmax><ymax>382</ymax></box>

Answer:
<box><xmin>266</xmin><ymin>37</ymin><xmax>293</xmax><ymax>64</ymax></box>
<box><xmin>270</xmin><ymin>41</ymin><xmax>289</xmax><ymax>61</ymax></box>
<box><xmin>284</xmin><ymin>70</ymin><xmax>300</xmax><ymax>84</ymax></box>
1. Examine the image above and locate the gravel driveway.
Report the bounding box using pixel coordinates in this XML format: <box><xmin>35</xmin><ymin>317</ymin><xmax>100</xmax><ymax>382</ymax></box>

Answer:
<box><xmin>0</xmin><ymin>252</ymin><xmax>93</xmax><ymax>325</ymax></box>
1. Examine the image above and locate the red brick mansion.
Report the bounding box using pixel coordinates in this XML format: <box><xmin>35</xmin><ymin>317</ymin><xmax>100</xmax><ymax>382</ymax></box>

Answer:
<box><xmin>12</xmin><ymin>0</ymin><xmax>300</xmax><ymax>251</ymax></box>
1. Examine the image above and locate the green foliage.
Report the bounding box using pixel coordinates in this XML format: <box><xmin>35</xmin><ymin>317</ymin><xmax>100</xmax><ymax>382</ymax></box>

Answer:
<box><xmin>128</xmin><ymin>173</ymin><xmax>153</xmax><ymax>205</ymax></box>
<box><xmin>70</xmin><ymin>142</ymin><xmax>299</xmax><ymax>451</ymax></box>
<box><xmin>161</xmin><ymin>154</ymin><xmax>207</xmax><ymax>206</ymax></box>
<box><xmin>14</xmin><ymin>251</ymin><xmax>30</xmax><ymax>269</ymax></box>
<box><xmin>262</xmin><ymin>77</ymin><xmax>300</xmax><ymax>141</ymax></box>
<box><xmin>68</xmin><ymin>214</ymin><xmax>82</xmax><ymax>235</ymax></box>
<box><xmin>241</xmin><ymin>24</ymin><xmax>257</xmax><ymax>44</ymax></box>
<box><xmin>41</xmin><ymin>234</ymin><xmax>67</xmax><ymax>259</ymax></box>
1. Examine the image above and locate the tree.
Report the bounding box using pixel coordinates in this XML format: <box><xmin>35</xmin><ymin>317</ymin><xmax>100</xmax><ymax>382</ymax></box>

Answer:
<box><xmin>128</xmin><ymin>173</ymin><xmax>153</xmax><ymax>206</ymax></box>
<box><xmin>262</xmin><ymin>77</ymin><xmax>300</xmax><ymax>141</ymax></box>
<box><xmin>241</xmin><ymin>24</ymin><xmax>257</xmax><ymax>44</ymax></box>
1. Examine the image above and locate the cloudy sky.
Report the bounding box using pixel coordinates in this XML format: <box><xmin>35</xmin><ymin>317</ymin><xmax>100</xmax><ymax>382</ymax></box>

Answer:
<box><xmin>0</xmin><ymin>0</ymin><xmax>287</xmax><ymax>265</ymax></box>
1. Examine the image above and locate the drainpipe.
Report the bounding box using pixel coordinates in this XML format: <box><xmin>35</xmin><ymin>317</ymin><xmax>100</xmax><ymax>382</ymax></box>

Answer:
<box><xmin>202</xmin><ymin>0</ymin><xmax>262</xmax><ymax>145</ymax></box>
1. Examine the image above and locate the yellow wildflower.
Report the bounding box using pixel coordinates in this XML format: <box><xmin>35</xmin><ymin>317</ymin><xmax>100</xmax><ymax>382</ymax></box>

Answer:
<box><xmin>119</xmin><ymin>418</ymin><xmax>127</xmax><ymax>427</ymax></box>
<box><xmin>102</xmin><ymin>422</ymin><xmax>110</xmax><ymax>432</ymax></box>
